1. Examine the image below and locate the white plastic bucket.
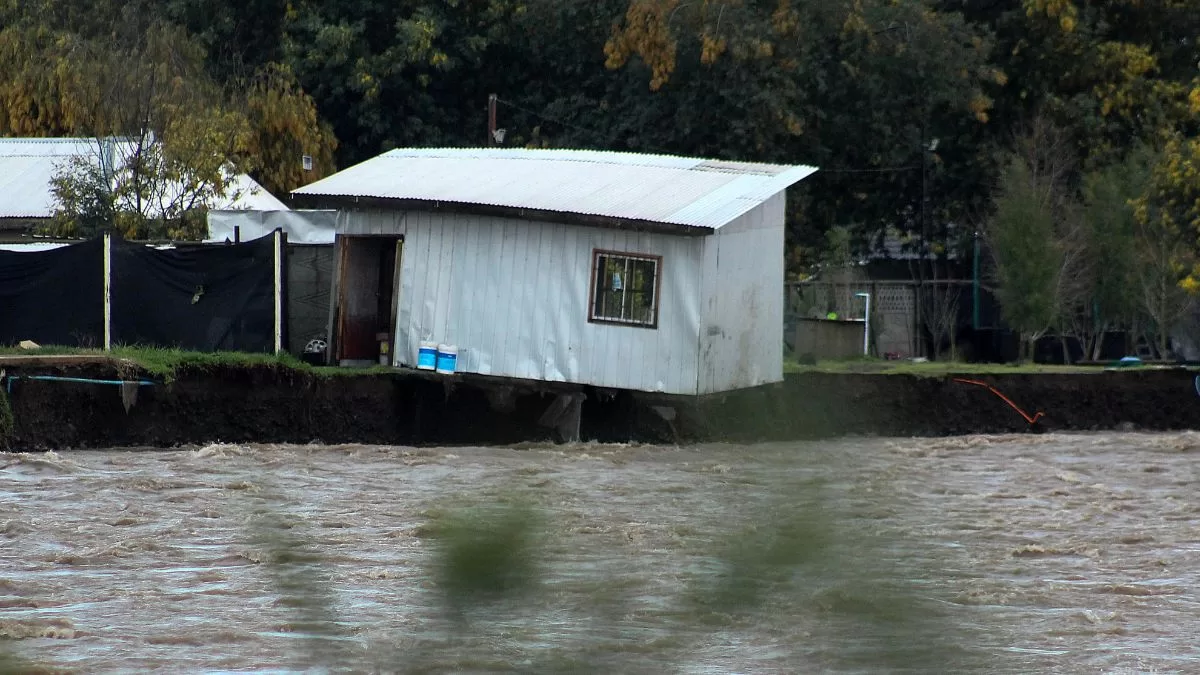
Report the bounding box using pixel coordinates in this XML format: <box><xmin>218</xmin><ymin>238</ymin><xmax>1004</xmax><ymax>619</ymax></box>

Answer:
<box><xmin>435</xmin><ymin>344</ymin><xmax>458</xmax><ymax>374</ymax></box>
<box><xmin>417</xmin><ymin>341</ymin><xmax>438</xmax><ymax>370</ymax></box>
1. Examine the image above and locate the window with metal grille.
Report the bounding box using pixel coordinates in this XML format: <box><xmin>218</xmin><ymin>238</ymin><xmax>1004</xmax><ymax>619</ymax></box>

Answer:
<box><xmin>589</xmin><ymin>250</ymin><xmax>660</xmax><ymax>328</ymax></box>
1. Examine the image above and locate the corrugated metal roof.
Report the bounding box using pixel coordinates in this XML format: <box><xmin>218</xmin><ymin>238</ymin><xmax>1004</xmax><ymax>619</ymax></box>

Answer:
<box><xmin>0</xmin><ymin>139</ymin><xmax>94</xmax><ymax>218</ymax></box>
<box><xmin>292</xmin><ymin>148</ymin><xmax>818</xmax><ymax>230</ymax></box>
<box><xmin>0</xmin><ymin>242</ymin><xmax>69</xmax><ymax>252</ymax></box>
<box><xmin>0</xmin><ymin>137</ymin><xmax>287</xmax><ymax>219</ymax></box>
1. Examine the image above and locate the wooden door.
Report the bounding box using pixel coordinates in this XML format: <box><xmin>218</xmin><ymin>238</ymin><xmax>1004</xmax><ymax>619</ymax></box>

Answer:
<box><xmin>336</xmin><ymin>237</ymin><xmax>383</xmax><ymax>362</ymax></box>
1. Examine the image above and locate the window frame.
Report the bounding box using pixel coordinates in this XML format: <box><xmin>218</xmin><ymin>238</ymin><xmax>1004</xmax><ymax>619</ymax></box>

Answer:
<box><xmin>587</xmin><ymin>249</ymin><xmax>663</xmax><ymax>329</ymax></box>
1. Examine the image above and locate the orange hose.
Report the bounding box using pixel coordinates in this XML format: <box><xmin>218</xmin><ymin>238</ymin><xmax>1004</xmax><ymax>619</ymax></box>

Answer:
<box><xmin>952</xmin><ymin>378</ymin><xmax>1045</xmax><ymax>426</ymax></box>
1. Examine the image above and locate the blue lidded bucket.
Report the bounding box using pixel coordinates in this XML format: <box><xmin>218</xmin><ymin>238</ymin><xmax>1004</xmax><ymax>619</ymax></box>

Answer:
<box><xmin>436</xmin><ymin>344</ymin><xmax>458</xmax><ymax>374</ymax></box>
<box><xmin>417</xmin><ymin>341</ymin><xmax>438</xmax><ymax>370</ymax></box>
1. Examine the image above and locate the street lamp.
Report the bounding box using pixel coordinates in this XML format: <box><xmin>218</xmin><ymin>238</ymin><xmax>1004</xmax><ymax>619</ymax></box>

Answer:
<box><xmin>856</xmin><ymin>292</ymin><xmax>871</xmax><ymax>357</ymax></box>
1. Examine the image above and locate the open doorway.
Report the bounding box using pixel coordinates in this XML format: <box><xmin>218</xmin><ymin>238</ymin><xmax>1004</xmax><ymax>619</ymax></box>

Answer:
<box><xmin>333</xmin><ymin>235</ymin><xmax>403</xmax><ymax>366</ymax></box>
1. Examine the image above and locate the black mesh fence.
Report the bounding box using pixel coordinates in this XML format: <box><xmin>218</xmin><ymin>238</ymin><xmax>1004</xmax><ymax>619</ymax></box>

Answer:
<box><xmin>0</xmin><ymin>238</ymin><xmax>104</xmax><ymax>347</ymax></box>
<box><xmin>111</xmin><ymin>235</ymin><xmax>278</xmax><ymax>352</ymax></box>
<box><xmin>0</xmin><ymin>234</ymin><xmax>280</xmax><ymax>352</ymax></box>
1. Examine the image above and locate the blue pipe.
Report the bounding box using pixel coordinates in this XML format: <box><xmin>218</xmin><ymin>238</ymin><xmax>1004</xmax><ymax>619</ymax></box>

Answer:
<box><xmin>5</xmin><ymin>375</ymin><xmax>156</xmax><ymax>394</ymax></box>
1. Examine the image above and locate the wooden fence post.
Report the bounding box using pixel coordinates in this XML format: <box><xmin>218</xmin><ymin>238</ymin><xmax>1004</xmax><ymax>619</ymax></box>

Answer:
<box><xmin>273</xmin><ymin>229</ymin><xmax>283</xmax><ymax>354</ymax></box>
<box><xmin>103</xmin><ymin>233</ymin><xmax>112</xmax><ymax>351</ymax></box>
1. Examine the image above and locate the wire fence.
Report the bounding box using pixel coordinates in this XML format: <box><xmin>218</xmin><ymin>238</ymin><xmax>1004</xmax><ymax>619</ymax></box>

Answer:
<box><xmin>785</xmin><ymin>280</ymin><xmax>982</xmax><ymax>358</ymax></box>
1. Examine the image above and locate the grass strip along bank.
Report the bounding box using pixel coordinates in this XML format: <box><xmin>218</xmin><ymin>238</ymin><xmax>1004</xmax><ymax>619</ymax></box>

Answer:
<box><xmin>2</xmin><ymin>347</ymin><xmax>1185</xmax><ymax>382</ymax></box>
<box><xmin>0</xmin><ymin>346</ymin><xmax>398</xmax><ymax>383</ymax></box>
<box><xmin>783</xmin><ymin>357</ymin><xmax>1186</xmax><ymax>377</ymax></box>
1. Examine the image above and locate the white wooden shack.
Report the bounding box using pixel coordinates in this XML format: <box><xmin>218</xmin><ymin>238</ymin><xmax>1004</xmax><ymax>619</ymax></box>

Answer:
<box><xmin>293</xmin><ymin>148</ymin><xmax>817</xmax><ymax>398</ymax></box>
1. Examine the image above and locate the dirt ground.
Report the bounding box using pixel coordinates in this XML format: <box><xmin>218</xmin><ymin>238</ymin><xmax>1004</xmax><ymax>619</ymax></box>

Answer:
<box><xmin>3</xmin><ymin>364</ymin><xmax>1199</xmax><ymax>449</ymax></box>
<box><xmin>685</xmin><ymin>370</ymin><xmax>1200</xmax><ymax>441</ymax></box>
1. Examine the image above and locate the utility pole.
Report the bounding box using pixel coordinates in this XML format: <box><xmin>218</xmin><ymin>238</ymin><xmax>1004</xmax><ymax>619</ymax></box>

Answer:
<box><xmin>921</xmin><ymin>128</ymin><xmax>929</xmax><ymax>263</ymax></box>
<box><xmin>916</xmin><ymin>123</ymin><xmax>929</xmax><ymax>359</ymax></box>
<box><xmin>972</xmin><ymin>230</ymin><xmax>981</xmax><ymax>330</ymax></box>
<box><xmin>487</xmin><ymin>94</ymin><xmax>498</xmax><ymax>147</ymax></box>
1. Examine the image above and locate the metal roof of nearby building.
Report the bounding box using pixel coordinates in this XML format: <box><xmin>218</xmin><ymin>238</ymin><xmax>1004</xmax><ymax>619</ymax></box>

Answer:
<box><xmin>291</xmin><ymin>148</ymin><xmax>818</xmax><ymax>231</ymax></box>
<box><xmin>0</xmin><ymin>139</ymin><xmax>94</xmax><ymax>218</ymax></box>
<box><xmin>0</xmin><ymin>137</ymin><xmax>288</xmax><ymax>219</ymax></box>
<box><xmin>0</xmin><ymin>242</ymin><xmax>69</xmax><ymax>252</ymax></box>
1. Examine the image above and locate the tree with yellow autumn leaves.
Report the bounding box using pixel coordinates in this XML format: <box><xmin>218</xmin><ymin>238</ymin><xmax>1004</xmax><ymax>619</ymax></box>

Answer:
<box><xmin>0</xmin><ymin>0</ymin><xmax>1197</xmax><ymax>355</ymax></box>
<box><xmin>978</xmin><ymin>0</ymin><xmax>1200</xmax><ymax>358</ymax></box>
<box><xmin>0</xmin><ymin>0</ymin><xmax>336</xmax><ymax>239</ymax></box>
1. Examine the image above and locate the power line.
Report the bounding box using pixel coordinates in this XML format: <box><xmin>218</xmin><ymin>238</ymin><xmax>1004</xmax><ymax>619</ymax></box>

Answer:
<box><xmin>493</xmin><ymin>96</ymin><xmax>923</xmax><ymax>176</ymax></box>
<box><xmin>825</xmin><ymin>164</ymin><xmax>916</xmax><ymax>171</ymax></box>
<box><xmin>495</xmin><ymin>97</ymin><xmax>694</xmax><ymax>158</ymax></box>
<box><xmin>494</xmin><ymin>97</ymin><xmax>613</xmax><ymax>142</ymax></box>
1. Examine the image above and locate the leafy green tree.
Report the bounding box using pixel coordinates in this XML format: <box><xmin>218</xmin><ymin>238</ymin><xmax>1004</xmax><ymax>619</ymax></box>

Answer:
<box><xmin>158</xmin><ymin>0</ymin><xmax>291</xmax><ymax>78</ymax></box>
<box><xmin>6</xmin><ymin>0</ymin><xmax>1198</xmax><ymax>287</ymax></box>
<box><xmin>1075</xmin><ymin>152</ymin><xmax>1147</xmax><ymax>358</ymax></box>
<box><xmin>1130</xmin><ymin>139</ymin><xmax>1198</xmax><ymax>358</ymax></box>
<box><xmin>951</xmin><ymin>0</ymin><xmax>1199</xmax><ymax>170</ymax></box>
<box><xmin>1149</xmin><ymin>132</ymin><xmax>1200</xmax><ymax>290</ymax></box>
<box><xmin>47</xmin><ymin>156</ymin><xmax>117</xmax><ymax>239</ymax></box>
<box><xmin>33</xmin><ymin>21</ymin><xmax>256</xmax><ymax>240</ymax></box>
<box><xmin>600</xmin><ymin>0</ymin><xmax>1003</xmax><ymax>269</ymax></box>
<box><xmin>987</xmin><ymin>153</ymin><xmax>1062</xmax><ymax>361</ymax></box>
<box><xmin>279</xmin><ymin>0</ymin><xmax>525</xmax><ymax>164</ymax></box>
<box><xmin>244</xmin><ymin>64</ymin><xmax>339</xmax><ymax>195</ymax></box>
<box><xmin>0</xmin><ymin>0</ymin><xmax>334</xmax><ymax>238</ymax></box>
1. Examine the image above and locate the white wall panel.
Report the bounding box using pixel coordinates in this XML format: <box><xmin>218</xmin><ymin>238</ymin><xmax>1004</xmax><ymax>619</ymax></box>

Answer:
<box><xmin>396</xmin><ymin>213</ymin><xmax>704</xmax><ymax>394</ymax></box>
<box><xmin>698</xmin><ymin>194</ymin><xmax>785</xmax><ymax>394</ymax></box>
<box><xmin>339</xmin><ymin>208</ymin><xmax>406</xmax><ymax>236</ymax></box>
<box><xmin>338</xmin><ymin>200</ymin><xmax>783</xmax><ymax>395</ymax></box>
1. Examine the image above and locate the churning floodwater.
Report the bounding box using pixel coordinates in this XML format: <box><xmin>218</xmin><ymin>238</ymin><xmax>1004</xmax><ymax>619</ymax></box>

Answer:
<box><xmin>4</xmin><ymin>433</ymin><xmax>1200</xmax><ymax>673</ymax></box>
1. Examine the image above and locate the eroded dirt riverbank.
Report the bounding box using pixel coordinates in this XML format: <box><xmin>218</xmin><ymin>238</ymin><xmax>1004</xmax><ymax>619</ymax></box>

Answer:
<box><xmin>4</xmin><ymin>364</ymin><xmax>1199</xmax><ymax>449</ymax></box>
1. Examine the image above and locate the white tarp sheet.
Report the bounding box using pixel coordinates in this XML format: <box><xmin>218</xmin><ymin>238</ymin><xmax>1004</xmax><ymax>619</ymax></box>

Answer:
<box><xmin>206</xmin><ymin>210</ymin><xmax>337</xmax><ymax>244</ymax></box>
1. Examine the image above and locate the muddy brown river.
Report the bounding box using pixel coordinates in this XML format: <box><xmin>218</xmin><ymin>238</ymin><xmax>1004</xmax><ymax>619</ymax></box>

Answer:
<box><xmin>3</xmin><ymin>433</ymin><xmax>1200</xmax><ymax>673</ymax></box>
